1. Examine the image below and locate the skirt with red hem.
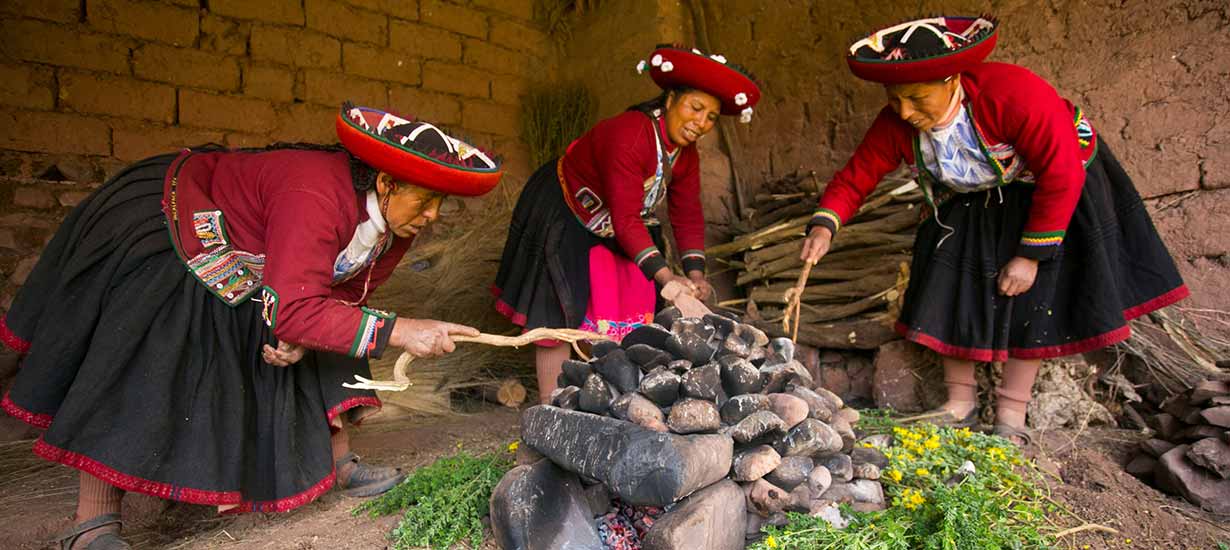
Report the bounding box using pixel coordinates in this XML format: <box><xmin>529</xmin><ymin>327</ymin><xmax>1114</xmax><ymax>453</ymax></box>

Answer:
<box><xmin>896</xmin><ymin>143</ymin><xmax>1187</xmax><ymax>361</ymax></box>
<box><xmin>0</xmin><ymin>154</ymin><xmax>381</xmax><ymax>512</ymax></box>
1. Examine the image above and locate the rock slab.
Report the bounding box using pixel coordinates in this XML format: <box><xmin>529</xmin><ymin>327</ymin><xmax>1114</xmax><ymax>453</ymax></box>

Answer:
<box><xmin>641</xmin><ymin>480</ymin><xmax>747</xmax><ymax>550</ymax></box>
<box><xmin>489</xmin><ymin>459</ymin><xmax>603</xmax><ymax>550</ymax></box>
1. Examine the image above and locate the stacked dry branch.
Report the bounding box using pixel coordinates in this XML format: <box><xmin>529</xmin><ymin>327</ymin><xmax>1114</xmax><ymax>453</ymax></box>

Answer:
<box><xmin>710</xmin><ymin>170</ymin><xmax>923</xmax><ymax>350</ymax></box>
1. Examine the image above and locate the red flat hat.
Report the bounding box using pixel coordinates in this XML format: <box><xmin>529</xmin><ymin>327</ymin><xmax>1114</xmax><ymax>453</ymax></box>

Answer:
<box><xmin>847</xmin><ymin>16</ymin><xmax>998</xmax><ymax>84</ymax></box>
<box><xmin>638</xmin><ymin>46</ymin><xmax>761</xmax><ymax>123</ymax></box>
<box><xmin>336</xmin><ymin>103</ymin><xmax>503</xmax><ymax>197</ymax></box>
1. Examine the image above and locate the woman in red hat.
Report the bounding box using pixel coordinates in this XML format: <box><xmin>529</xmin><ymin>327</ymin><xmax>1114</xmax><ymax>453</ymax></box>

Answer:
<box><xmin>1</xmin><ymin>103</ymin><xmax>503</xmax><ymax>548</ymax></box>
<box><xmin>800</xmin><ymin>16</ymin><xmax>1187</xmax><ymax>444</ymax></box>
<box><xmin>494</xmin><ymin>45</ymin><xmax>761</xmax><ymax>402</ymax></box>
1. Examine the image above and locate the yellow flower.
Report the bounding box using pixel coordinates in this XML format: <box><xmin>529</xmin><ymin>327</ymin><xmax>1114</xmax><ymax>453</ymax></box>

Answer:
<box><xmin>916</xmin><ymin>468</ymin><xmax>930</xmax><ymax>477</ymax></box>
<box><xmin>887</xmin><ymin>469</ymin><xmax>903</xmax><ymax>482</ymax></box>
<box><xmin>988</xmin><ymin>447</ymin><xmax>1007</xmax><ymax>461</ymax></box>
<box><xmin>766</xmin><ymin>535</ymin><xmax>778</xmax><ymax>548</ymax></box>
<box><xmin>507</xmin><ymin>441</ymin><xmax>520</xmax><ymax>453</ymax></box>
<box><xmin>1125</xmin><ymin>539</ymin><xmax>1132</xmax><ymax>544</ymax></box>
<box><xmin>1082</xmin><ymin>546</ymin><xmax>1090</xmax><ymax>550</ymax></box>
<box><xmin>924</xmin><ymin>436</ymin><xmax>940</xmax><ymax>450</ymax></box>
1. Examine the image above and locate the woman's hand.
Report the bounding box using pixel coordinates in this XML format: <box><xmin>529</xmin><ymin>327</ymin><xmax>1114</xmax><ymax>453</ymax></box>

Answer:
<box><xmin>687</xmin><ymin>271</ymin><xmax>715</xmax><ymax>301</ymax></box>
<box><xmin>998</xmin><ymin>256</ymin><xmax>1039</xmax><ymax>296</ymax></box>
<box><xmin>390</xmin><ymin>318</ymin><xmax>480</xmax><ymax>357</ymax></box>
<box><xmin>800</xmin><ymin>226</ymin><xmax>833</xmax><ymax>263</ymax></box>
<box><xmin>655</xmin><ymin>268</ymin><xmax>698</xmax><ymax>299</ymax></box>
<box><xmin>262</xmin><ymin>341</ymin><xmax>306</xmax><ymax>367</ymax></box>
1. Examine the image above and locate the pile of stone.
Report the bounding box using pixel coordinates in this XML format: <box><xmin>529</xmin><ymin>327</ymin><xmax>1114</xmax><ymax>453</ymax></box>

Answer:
<box><xmin>1124</xmin><ymin>377</ymin><xmax>1230</xmax><ymax>514</ymax></box>
<box><xmin>489</xmin><ymin>308</ymin><xmax>888</xmax><ymax>550</ymax></box>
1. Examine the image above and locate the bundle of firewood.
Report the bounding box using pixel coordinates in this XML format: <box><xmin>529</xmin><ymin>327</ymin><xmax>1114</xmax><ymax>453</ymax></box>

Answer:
<box><xmin>710</xmin><ymin>170</ymin><xmax>923</xmax><ymax>350</ymax></box>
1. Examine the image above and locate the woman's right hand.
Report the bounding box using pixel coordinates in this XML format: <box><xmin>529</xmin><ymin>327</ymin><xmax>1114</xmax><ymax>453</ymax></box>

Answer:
<box><xmin>390</xmin><ymin>318</ymin><xmax>480</xmax><ymax>357</ymax></box>
<box><xmin>654</xmin><ymin>269</ymin><xmax>697</xmax><ymax>300</ymax></box>
<box><xmin>800</xmin><ymin>226</ymin><xmax>833</xmax><ymax>264</ymax></box>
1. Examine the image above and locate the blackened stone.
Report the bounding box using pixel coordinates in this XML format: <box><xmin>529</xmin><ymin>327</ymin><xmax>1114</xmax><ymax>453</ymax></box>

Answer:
<box><xmin>721</xmin><ymin>394</ymin><xmax>772</xmax><ymax>425</ymax></box>
<box><xmin>817</xmin><ymin>453</ymin><xmax>854</xmax><ymax>483</ymax></box>
<box><xmin>744</xmin><ymin>479</ymin><xmax>789</xmax><ymax>517</ymax></box>
<box><xmin>591</xmin><ymin>340</ymin><xmax>620</xmax><ymax>359</ymax></box>
<box><xmin>829</xmin><ymin>416</ymin><xmax>858</xmax><ymax>453</ymax></box>
<box><xmin>850</xmin><ymin>446</ymin><xmax>889</xmax><ymax>469</ymax></box>
<box><xmin>594</xmin><ymin>349</ymin><xmax>641</xmax><ymax>394</ymax></box>
<box><xmin>789</xmin><ymin>386</ymin><xmax>834</xmax><ymax>422</ymax></box>
<box><xmin>654</xmin><ymin>306</ymin><xmax>683</xmax><ymax>330</ymax></box>
<box><xmin>640</xmin><ymin>370</ymin><xmax>682</xmax><ymax>406</ymax></box>
<box><xmin>668</xmin><ymin>398</ymin><xmax>722</xmax><ymax>434</ymax></box>
<box><xmin>1190</xmin><ymin>380</ymin><xmax>1230</xmax><ymax>405</ymax></box>
<box><xmin>1178</xmin><ymin>424</ymin><xmax>1225</xmax><ymax>442</ymax></box>
<box><xmin>582</xmin><ymin>483</ymin><xmax>612</xmax><ymax>517</ymax></box>
<box><xmin>769</xmin><ymin>338</ymin><xmax>795</xmax><ymax>363</ymax></box>
<box><xmin>786</xmin><ymin>482</ymin><xmax>812</xmax><ymax>512</ymax></box>
<box><xmin>733</xmin><ymin>323</ymin><xmax>769</xmax><ymax>347</ymax></box>
<box><xmin>747</xmin><ymin>346</ymin><xmax>768</xmax><ymax>366</ymax></box>
<box><xmin>552</xmin><ymin>386</ymin><xmax>581</xmax><ymax>410</ymax></box>
<box><xmin>764</xmin><ymin>456</ymin><xmax>813</xmax><ymax>491</ymax></box>
<box><xmin>665</xmin><ymin>333</ymin><xmax>717</xmax><ymax>365</ymax></box>
<box><xmin>490</xmin><ymin>459</ymin><xmax>604</xmax><ymax>550</ymax></box>
<box><xmin>1138</xmin><ymin>439</ymin><xmax>1172</xmax><ymax>460</ymax></box>
<box><xmin>521</xmin><ymin>406</ymin><xmax>734</xmax><ymax>507</ymax></box>
<box><xmin>730</xmin><ymin>411</ymin><xmax>787</xmax><ymax>444</ymax></box>
<box><xmin>641</xmin><ymin>480</ymin><xmax>746</xmax><ymax>550</ymax></box>
<box><xmin>561</xmin><ymin>360</ymin><xmax>594</xmax><ymax>388</ymax></box>
<box><xmin>776</xmin><ymin>419</ymin><xmax>843</xmax><ymax>457</ymax></box>
<box><xmin>720</xmin><ymin>333</ymin><xmax>751</xmax><ymax>358</ymax></box>
<box><xmin>704</xmin><ymin>313</ymin><xmax>738</xmax><ymax>341</ymax></box>
<box><xmin>671</xmin><ymin>317</ymin><xmax>715</xmax><ymax>340</ymax></box>
<box><xmin>760</xmin><ymin>361</ymin><xmax>812</xmax><ymax>394</ymax></box>
<box><xmin>622</xmin><ymin>324</ymin><xmax>672</xmax><ymax>351</ymax></box>
<box><xmin>731</xmin><ymin>445</ymin><xmax>782</xmax><ymax>482</ymax></box>
<box><xmin>626</xmin><ymin>344</ymin><xmax>673</xmax><ymax>371</ymax></box>
<box><xmin>682</xmin><ymin>364</ymin><xmax>722</xmax><ymax>401</ymax></box>
<box><xmin>668</xmin><ymin>359</ymin><xmax>693</xmax><ymax>374</ymax></box>
<box><xmin>720</xmin><ymin>357</ymin><xmax>762</xmax><ymax>396</ymax></box>
<box><xmin>579</xmin><ymin>374</ymin><xmax>612</xmax><ymax>414</ymax></box>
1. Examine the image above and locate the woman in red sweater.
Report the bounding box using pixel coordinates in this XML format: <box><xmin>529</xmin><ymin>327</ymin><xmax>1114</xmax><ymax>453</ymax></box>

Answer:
<box><xmin>1</xmin><ymin>103</ymin><xmax>502</xmax><ymax>548</ymax></box>
<box><xmin>800</xmin><ymin>16</ymin><xmax>1187</xmax><ymax>443</ymax></box>
<box><xmin>494</xmin><ymin>45</ymin><xmax>761</xmax><ymax>401</ymax></box>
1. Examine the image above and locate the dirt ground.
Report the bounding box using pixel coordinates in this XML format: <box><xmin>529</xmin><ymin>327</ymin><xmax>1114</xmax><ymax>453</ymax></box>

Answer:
<box><xmin>1</xmin><ymin>407</ymin><xmax>1227</xmax><ymax>550</ymax></box>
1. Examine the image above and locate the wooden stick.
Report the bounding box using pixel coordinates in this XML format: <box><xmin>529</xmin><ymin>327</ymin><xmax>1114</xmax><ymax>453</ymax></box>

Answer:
<box><xmin>781</xmin><ymin>259</ymin><xmax>816</xmax><ymax>341</ymax></box>
<box><xmin>344</xmin><ymin>328</ymin><xmax>610</xmax><ymax>392</ymax></box>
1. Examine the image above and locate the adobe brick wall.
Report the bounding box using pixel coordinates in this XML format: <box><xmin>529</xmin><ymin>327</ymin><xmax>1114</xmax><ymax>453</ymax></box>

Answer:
<box><xmin>0</xmin><ymin>0</ymin><xmax>550</xmax><ymax>311</ymax></box>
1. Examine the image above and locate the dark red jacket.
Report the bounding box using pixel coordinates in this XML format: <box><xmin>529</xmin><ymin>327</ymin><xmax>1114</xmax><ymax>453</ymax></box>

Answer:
<box><xmin>812</xmin><ymin>62</ymin><xmax>1098</xmax><ymax>260</ymax></box>
<box><xmin>163</xmin><ymin>149</ymin><xmax>411</xmax><ymax>358</ymax></box>
<box><xmin>559</xmin><ymin>110</ymin><xmax>706</xmax><ymax>278</ymax></box>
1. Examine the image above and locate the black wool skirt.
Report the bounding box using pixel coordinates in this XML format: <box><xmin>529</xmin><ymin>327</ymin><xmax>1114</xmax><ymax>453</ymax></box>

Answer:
<box><xmin>0</xmin><ymin>154</ymin><xmax>381</xmax><ymax>512</ymax></box>
<box><xmin>896</xmin><ymin>143</ymin><xmax>1188</xmax><ymax>361</ymax></box>
<box><xmin>492</xmin><ymin>159</ymin><xmax>664</xmax><ymax>332</ymax></box>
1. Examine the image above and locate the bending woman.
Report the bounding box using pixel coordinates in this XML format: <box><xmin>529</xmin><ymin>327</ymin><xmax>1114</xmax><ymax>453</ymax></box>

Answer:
<box><xmin>800</xmin><ymin>17</ymin><xmax>1187</xmax><ymax>444</ymax></box>
<box><xmin>1</xmin><ymin>103</ymin><xmax>503</xmax><ymax>548</ymax></box>
<box><xmin>494</xmin><ymin>46</ymin><xmax>762</xmax><ymax>401</ymax></box>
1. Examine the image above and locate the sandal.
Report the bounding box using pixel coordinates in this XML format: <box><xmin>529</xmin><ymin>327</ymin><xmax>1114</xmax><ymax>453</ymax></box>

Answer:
<box><xmin>901</xmin><ymin>407</ymin><xmax>978</xmax><ymax>429</ymax></box>
<box><xmin>56</xmin><ymin>513</ymin><xmax>129</xmax><ymax>550</ymax></box>
<box><xmin>990</xmin><ymin>424</ymin><xmax>1033</xmax><ymax>448</ymax></box>
<box><xmin>335</xmin><ymin>452</ymin><xmax>406</xmax><ymax>497</ymax></box>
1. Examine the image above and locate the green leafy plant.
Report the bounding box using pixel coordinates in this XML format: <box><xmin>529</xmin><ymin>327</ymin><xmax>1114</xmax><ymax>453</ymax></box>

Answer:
<box><xmin>750</xmin><ymin>422</ymin><xmax>1053</xmax><ymax>550</ymax></box>
<box><xmin>354</xmin><ymin>447</ymin><xmax>514</xmax><ymax>550</ymax></box>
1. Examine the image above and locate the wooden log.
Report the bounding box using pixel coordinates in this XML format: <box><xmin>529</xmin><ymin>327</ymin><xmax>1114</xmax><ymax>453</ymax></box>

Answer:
<box><xmin>748</xmin><ymin>272</ymin><xmax>898</xmax><ymax>304</ymax></box>
<box><xmin>738</xmin><ymin>255</ymin><xmax>904</xmax><ymax>287</ymax></box>
<box><xmin>481</xmin><ymin>379</ymin><xmax>528</xmax><ymax>408</ymax></box>
<box><xmin>751</xmin><ymin>315</ymin><xmax>899</xmax><ymax>350</ymax></box>
<box><xmin>740</xmin><ymin>241</ymin><xmax>912</xmax><ymax>286</ymax></box>
<box><xmin>742</xmin><ymin>223</ymin><xmax>914</xmax><ymax>270</ymax></box>
<box><xmin>796</xmin><ymin>288</ymin><xmax>895</xmax><ymax>323</ymax></box>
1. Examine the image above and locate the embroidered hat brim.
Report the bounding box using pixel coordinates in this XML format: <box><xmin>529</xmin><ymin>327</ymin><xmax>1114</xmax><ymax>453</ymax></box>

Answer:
<box><xmin>646</xmin><ymin>46</ymin><xmax>761</xmax><ymax>117</ymax></box>
<box><xmin>336</xmin><ymin>104</ymin><xmax>503</xmax><ymax>197</ymax></box>
<box><xmin>846</xmin><ymin>16</ymin><xmax>998</xmax><ymax>84</ymax></box>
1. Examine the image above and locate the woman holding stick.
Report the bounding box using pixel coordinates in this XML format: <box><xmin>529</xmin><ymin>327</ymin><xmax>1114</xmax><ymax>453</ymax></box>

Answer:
<box><xmin>800</xmin><ymin>16</ymin><xmax>1187</xmax><ymax>444</ymax></box>
<box><xmin>494</xmin><ymin>45</ymin><xmax>761</xmax><ymax>402</ymax></box>
<box><xmin>2</xmin><ymin>103</ymin><xmax>501</xmax><ymax>548</ymax></box>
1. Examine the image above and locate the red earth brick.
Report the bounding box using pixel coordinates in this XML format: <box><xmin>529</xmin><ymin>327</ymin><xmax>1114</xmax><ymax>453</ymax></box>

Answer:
<box><xmin>306</xmin><ymin>0</ymin><xmax>388</xmax><ymax>44</ymax></box>
<box><xmin>274</xmin><ymin>103</ymin><xmax>338</xmax><ymax>144</ymax></box>
<box><xmin>342</xmin><ymin>0</ymin><xmax>420</xmax><ymax>21</ymax></box>
<box><xmin>132</xmin><ymin>44</ymin><xmax>243</xmax><ymax>92</ymax></box>
<box><xmin>58</xmin><ymin>72</ymin><xmax>177</xmax><ymax>124</ymax></box>
<box><xmin>302</xmin><ymin>70</ymin><xmax>388</xmax><ymax>109</ymax></box>
<box><xmin>490</xmin><ymin>18</ymin><xmax>548</xmax><ymax>56</ymax></box>
<box><xmin>111</xmin><ymin>122</ymin><xmax>226</xmax><ymax>161</ymax></box>
<box><xmin>421</xmin><ymin>0</ymin><xmax>488</xmax><ymax>39</ymax></box>
<box><xmin>390</xmin><ymin>20</ymin><xmax>463</xmax><ymax>61</ymax></box>
<box><xmin>0</xmin><ymin>19</ymin><xmax>131</xmax><ymax>74</ymax></box>
<box><xmin>0</xmin><ymin>63</ymin><xmax>55</xmax><ymax>111</ymax></box>
<box><xmin>200</xmin><ymin>14</ymin><xmax>252</xmax><ymax>56</ymax></box>
<box><xmin>12</xmin><ymin>187</ymin><xmax>57</xmax><ymax>209</ymax></box>
<box><xmin>422</xmin><ymin>61</ymin><xmax>489</xmax><ymax>98</ymax></box>
<box><xmin>179</xmin><ymin>90</ymin><xmax>278</xmax><ymax>132</ymax></box>
<box><xmin>0</xmin><ymin>0</ymin><xmax>80</xmax><ymax>23</ymax></box>
<box><xmin>387</xmin><ymin>85</ymin><xmax>462</xmax><ymax>126</ymax></box>
<box><xmin>250</xmin><ymin>25</ymin><xmax>341</xmax><ymax>68</ymax></box>
<box><xmin>462</xmin><ymin>101</ymin><xmax>519</xmax><ymax>137</ymax></box>
<box><xmin>210</xmin><ymin>0</ymin><xmax>304</xmax><ymax>25</ymax></box>
<box><xmin>88</xmin><ymin>0</ymin><xmax>199</xmax><ymax>46</ymax></box>
<box><xmin>463</xmin><ymin>39</ymin><xmax>530</xmax><ymax>77</ymax></box>
<box><xmin>472</xmin><ymin>0</ymin><xmax>534</xmax><ymax>21</ymax></box>
<box><xmin>0</xmin><ymin>110</ymin><xmax>111</xmax><ymax>156</ymax></box>
<box><xmin>242</xmin><ymin>63</ymin><xmax>296</xmax><ymax>103</ymax></box>
<box><xmin>490</xmin><ymin>76</ymin><xmax>529</xmax><ymax>106</ymax></box>
<box><xmin>344</xmin><ymin>42</ymin><xmax>423</xmax><ymax>86</ymax></box>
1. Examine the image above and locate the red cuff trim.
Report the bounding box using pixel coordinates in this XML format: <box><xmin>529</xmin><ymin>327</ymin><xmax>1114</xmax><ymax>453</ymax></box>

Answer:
<box><xmin>2</xmin><ymin>391</ymin><xmax>52</xmax><ymax>429</ymax></box>
<box><xmin>0</xmin><ymin>317</ymin><xmax>31</xmax><ymax>354</ymax></box>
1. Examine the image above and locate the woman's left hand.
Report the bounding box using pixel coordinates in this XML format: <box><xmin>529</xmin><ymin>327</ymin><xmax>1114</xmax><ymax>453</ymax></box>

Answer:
<box><xmin>263</xmin><ymin>341</ymin><xmax>306</xmax><ymax>367</ymax></box>
<box><xmin>687</xmin><ymin>271</ymin><xmax>715</xmax><ymax>302</ymax></box>
<box><xmin>998</xmin><ymin>256</ymin><xmax>1039</xmax><ymax>297</ymax></box>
